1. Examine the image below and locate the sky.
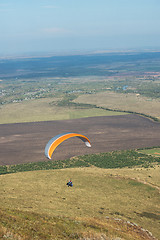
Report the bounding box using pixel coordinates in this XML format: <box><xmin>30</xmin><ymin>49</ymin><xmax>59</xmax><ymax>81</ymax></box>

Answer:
<box><xmin>0</xmin><ymin>0</ymin><xmax>160</xmax><ymax>55</ymax></box>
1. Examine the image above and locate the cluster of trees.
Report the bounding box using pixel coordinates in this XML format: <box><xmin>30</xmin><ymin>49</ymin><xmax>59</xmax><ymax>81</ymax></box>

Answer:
<box><xmin>0</xmin><ymin>150</ymin><xmax>159</xmax><ymax>175</ymax></box>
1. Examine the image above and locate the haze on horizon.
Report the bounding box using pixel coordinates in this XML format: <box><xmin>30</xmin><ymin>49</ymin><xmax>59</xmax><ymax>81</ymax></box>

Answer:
<box><xmin>0</xmin><ymin>0</ymin><xmax>160</xmax><ymax>56</ymax></box>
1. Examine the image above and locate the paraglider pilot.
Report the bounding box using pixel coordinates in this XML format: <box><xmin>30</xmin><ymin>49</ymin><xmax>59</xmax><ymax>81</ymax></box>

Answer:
<box><xmin>67</xmin><ymin>180</ymin><xmax>73</xmax><ymax>187</ymax></box>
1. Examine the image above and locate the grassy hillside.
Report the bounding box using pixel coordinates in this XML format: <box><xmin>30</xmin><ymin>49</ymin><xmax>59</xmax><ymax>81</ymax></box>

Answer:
<box><xmin>102</xmin><ymin>165</ymin><xmax>160</xmax><ymax>191</ymax></box>
<box><xmin>0</xmin><ymin>149</ymin><xmax>160</xmax><ymax>239</ymax></box>
<box><xmin>0</xmin><ymin>167</ymin><xmax>159</xmax><ymax>239</ymax></box>
<box><xmin>0</xmin><ymin>207</ymin><xmax>156</xmax><ymax>240</ymax></box>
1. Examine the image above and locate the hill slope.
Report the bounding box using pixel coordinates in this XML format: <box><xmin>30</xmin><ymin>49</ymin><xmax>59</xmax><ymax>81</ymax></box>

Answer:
<box><xmin>0</xmin><ymin>167</ymin><xmax>159</xmax><ymax>239</ymax></box>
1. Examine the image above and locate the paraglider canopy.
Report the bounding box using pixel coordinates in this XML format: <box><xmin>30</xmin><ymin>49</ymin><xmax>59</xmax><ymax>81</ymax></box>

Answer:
<box><xmin>45</xmin><ymin>132</ymin><xmax>91</xmax><ymax>160</ymax></box>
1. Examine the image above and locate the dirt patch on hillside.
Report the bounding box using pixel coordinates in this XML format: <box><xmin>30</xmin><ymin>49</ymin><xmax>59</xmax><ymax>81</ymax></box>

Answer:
<box><xmin>0</xmin><ymin>114</ymin><xmax>160</xmax><ymax>165</ymax></box>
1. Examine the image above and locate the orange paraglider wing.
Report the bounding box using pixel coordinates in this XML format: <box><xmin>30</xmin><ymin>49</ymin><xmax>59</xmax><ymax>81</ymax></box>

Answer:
<box><xmin>45</xmin><ymin>132</ymin><xmax>91</xmax><ymax>159</ymax></box>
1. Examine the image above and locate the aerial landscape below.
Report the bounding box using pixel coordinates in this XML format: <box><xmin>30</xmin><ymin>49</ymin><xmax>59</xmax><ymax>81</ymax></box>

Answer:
<box><xmin>0</xmin><ymin>0</ymin><xmax>160</xmax><ymax>239</ymax></box>
<box><xmin>0</xmin><ymin>51</ymin><xmax>160</xmax><ymax>240</ymax></box>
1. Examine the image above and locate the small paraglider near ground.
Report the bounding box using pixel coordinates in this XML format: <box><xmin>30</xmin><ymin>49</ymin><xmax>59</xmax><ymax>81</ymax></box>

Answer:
<box><xmin>66</xmin><ymin>180</ymin><xmax>73</xmax><ymax>187</ymax></box>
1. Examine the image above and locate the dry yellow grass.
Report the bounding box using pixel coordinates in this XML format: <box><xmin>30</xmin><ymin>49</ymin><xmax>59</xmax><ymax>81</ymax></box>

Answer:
<box><xmin>0</xmin><ymin>167</ymin><xmax>159</xmax><ymax>238</ymax></box>
<box><xmin>93</xmin><ymin>165</ymin><xmax>160</xmax><ymax>192</ymax></box>
<box><xmin>74</xmin><ymin>91</ymin><xmax>160</xmax><ymax>120</ymax></box>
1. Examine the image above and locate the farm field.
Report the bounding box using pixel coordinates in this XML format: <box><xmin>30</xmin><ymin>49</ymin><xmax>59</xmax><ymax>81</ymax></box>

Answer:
<box><xmin>0</xmin><ymin>97</ymin><xmax>128</xmax><ymax>124</ymax></box>
<box><xmin>0</xmin><ymin>114</ymin><xmax>160</xmax><ymax>166</ymax></box>
<box><xmin>0</xmin><ymin>167</ymin><xmax>159</xmax><ymax>239</ymax></box>
<box><xmin>74</xmin><ymin>91</ymin><xmax>160</xmax><ymax>120</ymax></box>
<box><xmin>138</xmin><ymin>148</ymin><xmax>160</xmax><ymax>157</ymax></box>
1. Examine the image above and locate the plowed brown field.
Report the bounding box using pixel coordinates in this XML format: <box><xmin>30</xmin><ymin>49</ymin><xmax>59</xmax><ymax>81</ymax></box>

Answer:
<box><xmin>0</xmin><ymin>114</ymin><xmax>160</xmax><ymax>166</ymax></box>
